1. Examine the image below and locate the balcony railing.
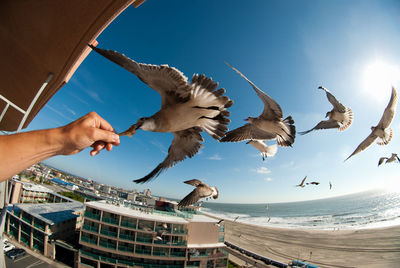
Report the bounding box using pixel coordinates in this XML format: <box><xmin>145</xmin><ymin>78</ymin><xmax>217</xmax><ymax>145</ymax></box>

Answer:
<box><xmin>22</xmin><ymin>215</ymin><xmax>32</xmax><ymax>224</ymax></box>
<box><xmin>170</xmin><ymin>251</ymin><xmax>186</xmax><ymax>257</ymax></box>
<box><xmin>119</xmin><ymin>233</ymin><xmax>134</xmax><ymax>241</ymax></box>
<box><xmin>99</xmin><ymin>241</ymin><xmax>116</xmax><ymax>250</ymax></box>
<box><xmin>152</xmin><ymin>250</ymin><xmax>169</xmax><ymax>256</ymax></box>
<box><xmin>80</xmin><ymin>249</ymin><xmax>100</xmax><ymax>260</ymax></box>
<box><xmin>172</xmin><ymin>229</ymin><xmax>187</xmax><ymax>235</ymax></box>
<box><xmin>118</xmin><ymin>245</ymin><xmax>134</xmax><ymax>252</ymax></box>
<box><xmin>33</xmin><ymin>222</ymin><xmax>45</xmax><ymax>231</ymax></box>
<box><xmin>84</xmin><ymin>211</ymin><xmax>100</xmax><ymax>221</ymax></box>
<box><xmin>120</xmin><ymin>220</ymin><xmax>136</xmax><ymax>229</ymax></box>
<box><xmin>170</xmin><ymin>241</ymin><xmax>187</xmax><ymax>246</ymax></box>
<box><xmin>136</xmin><ymin>237</ymin><xmax>153</xmax><ymax>244</ymax></box>
<box><xmin>135</xmin><ymin>249</ymin><xmax>151</xmax><ymax>255</ymax></box>
<box><xmin>100</xmin><ymin>255</ymin><xmax>117</xmax><ymax>264</ymax></box>
<box><xmin>102</xmin><ymin>217</ymin><xmax>119</xmax><ymax>225</ymax></box>
<box><xmin>82</xmin><ymin>225</ymin><xmax>98</xmax><ymax>233</ymax></box>
<box><xmin>81</xmin><ymin>236</ymin><xmax>97</xmax><ymax>245</ymax></box>
<box><xmin>100</xmin><ymin>229</ymin><xmax>117</xmax><ymax>238</ymax></box>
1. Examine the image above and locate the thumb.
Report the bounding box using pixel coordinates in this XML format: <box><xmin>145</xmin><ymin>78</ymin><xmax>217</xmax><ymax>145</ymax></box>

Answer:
<box><xmin>91</xmin><ymin>128</ymin><xmax>120</xmax><ymax>144</ymax></box>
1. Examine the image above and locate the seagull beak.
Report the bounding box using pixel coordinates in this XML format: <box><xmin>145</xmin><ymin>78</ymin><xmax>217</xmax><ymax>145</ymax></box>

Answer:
<box><xmin>245</xmin><ymin>141</ymin><xmax>251</xmax><ymax>144</ymax></box>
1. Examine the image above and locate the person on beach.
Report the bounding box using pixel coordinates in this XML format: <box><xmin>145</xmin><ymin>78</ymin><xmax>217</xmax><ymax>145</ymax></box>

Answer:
<box><xmin>0</xmin><ymin>111</ymin><xmax>120</xmax><ymax>182</ymax></box>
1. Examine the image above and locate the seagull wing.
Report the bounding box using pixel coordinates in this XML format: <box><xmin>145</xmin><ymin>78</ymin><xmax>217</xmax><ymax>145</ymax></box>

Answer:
<box><xmin>378</xmin><ymin>157</ymin><xmax>387</xmax><ymax>166</ymax></box>
<box><xmin>396</xmin><ymin>154</ymin><xmax>400</xmax><ymax>162</ymax></box>
<box><xmin>319</xmin><ymin>86</ymin><xmax>346</xmax><ymax>112</ymax></box>
<box><xmin>220</xmin><ymin>124</ymin><xmax>276</xmax><ymax>142</ymax></box>
<box><xmin>345</xmin><ymin>132</ymin><xmax>377</xmax><ymax>161</ymax></box>
<box><xmin>178</xmin><ymin>186</ymin><xmax>213</xmax><ymax>207</ymax></box>
<box><xmin>134</xmin><ymin>127</ymin><xmax>204</xmax><ymax>183</ymax></box>
<box><xmin>226</xmin><ymin>62</ymin><xmax>283</xmax><ymax>120</ymax></box>
<box><xmin>299</xmin><ymin>119</ymin><xmax>341</xmax><ymax>135</ymax></box>
<box><xmin>184</xmin><ymin>179</ymin><xmax>207</xmax><ymax>187</ymax></box>
<box><xmin>300</xmin><ymin>176</ymin><xmax>307</xmax><ymax>186</ymax></box>
<box><xmin>377</xmin><ymin>87</ymin><xmax>397</xmax><ymax>129</ymax></box>
<box><xmin>89</xmin><ymin>45</ymin><xmax>190</xmax><ymax>108</ymax></box>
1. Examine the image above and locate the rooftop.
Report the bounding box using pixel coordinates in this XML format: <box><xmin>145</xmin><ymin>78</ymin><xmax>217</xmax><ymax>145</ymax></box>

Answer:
<box><xmin>20</xmin><ymin>181</ymin><xmax>54</xmax><ymax>193</ymax></box>
<box><xmin>86</xmin><ymin>201</ymin><xmax>219</xmax><ymax>224</ymax></box>
<box><xmin>14</xmin><ymin>201</ymin><xmax>83</xmax><ymax>225</ymax></box>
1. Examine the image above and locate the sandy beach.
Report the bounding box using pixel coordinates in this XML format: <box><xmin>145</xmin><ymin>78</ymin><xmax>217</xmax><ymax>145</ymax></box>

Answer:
<box><xmin>223</xmin><ymin>220</ymin><xmax>400</xmax><ymax>268</ymax></box>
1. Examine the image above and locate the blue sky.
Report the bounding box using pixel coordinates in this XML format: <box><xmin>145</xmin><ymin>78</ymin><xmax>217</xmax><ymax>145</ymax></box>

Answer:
<box><xmin>27</xmin><ymin>0</ymin><xmax>400</xmax><ymax>203</ymax></box>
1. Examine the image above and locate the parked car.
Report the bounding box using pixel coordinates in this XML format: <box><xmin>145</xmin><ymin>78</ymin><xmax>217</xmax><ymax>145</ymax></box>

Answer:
<box><xmin>6</xmin><ymin>248</ymin><xmax>26</xmax><ymax>260</ymax></box>
<box><xmin>3</xmin><ymin>242</ymin><xmax>15</xmax><ymax>253</ymax></box>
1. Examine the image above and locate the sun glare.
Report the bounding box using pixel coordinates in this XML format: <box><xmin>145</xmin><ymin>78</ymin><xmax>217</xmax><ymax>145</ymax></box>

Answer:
<box><xmin>362</xmin><ymin>60</ymin><xmax>400</xmax><ymax>102</ymax></box>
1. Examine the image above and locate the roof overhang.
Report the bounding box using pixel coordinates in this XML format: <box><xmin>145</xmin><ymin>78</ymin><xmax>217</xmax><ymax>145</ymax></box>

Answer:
<box><xmin>0</xmin><ymin>0</ymin><xmax>145</xmax><ymax>132</ymax></box>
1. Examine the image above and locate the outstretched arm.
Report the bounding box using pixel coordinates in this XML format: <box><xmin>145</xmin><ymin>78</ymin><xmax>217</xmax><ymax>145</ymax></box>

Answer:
<box><xmin>0</xmin><ymin>112</ymin><xmax>120</xmax><ymax>182</ymax></box>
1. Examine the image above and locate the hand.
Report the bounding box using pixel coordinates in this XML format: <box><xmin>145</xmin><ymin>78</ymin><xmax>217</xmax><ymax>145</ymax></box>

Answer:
<box><xmin>59</xmin><ymin>111</ymin><xmax>120</xmax><ymax>156</ymax></box>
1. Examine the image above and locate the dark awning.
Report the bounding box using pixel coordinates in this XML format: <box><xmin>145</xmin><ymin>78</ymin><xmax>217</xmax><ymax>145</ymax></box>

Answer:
<box><xmin>0</xmin><ymin>0</ymin><xmax>145</xmax><ymax>132</ymax></box>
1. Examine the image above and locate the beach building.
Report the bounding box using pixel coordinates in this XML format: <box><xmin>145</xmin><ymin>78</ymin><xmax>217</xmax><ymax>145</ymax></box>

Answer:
<box><xmin>5</xmin><ymin>201</ymin><xmax>84</xmax><ymax>259</ymax></box>
<box><xmin>7</xmin><ymin>179</ymin><xmax>72</xmax><ymax>204</ymax></box>
<box><xmin>78</xmin><ymin>200</ymin><xmax>228</xmax><ymax>268</ymax></box>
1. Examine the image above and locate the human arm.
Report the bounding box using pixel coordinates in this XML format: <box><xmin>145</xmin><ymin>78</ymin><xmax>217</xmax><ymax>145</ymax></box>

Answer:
<box><xmin>0</xmin><ymin>112</ymin><xmax>120</xmax><ymax>182</ymax></box>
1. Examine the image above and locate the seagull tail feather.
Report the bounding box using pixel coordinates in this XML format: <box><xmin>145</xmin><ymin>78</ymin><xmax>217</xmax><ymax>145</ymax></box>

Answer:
<box><xmin>277</xmin><ymin>116</ymin><xmax>296</xmax><ymax>146</ymax></box>
<box><xmin>133</xmin><ymin>164</ymin><xmax>164</xmax><ymax>184</ymax></box>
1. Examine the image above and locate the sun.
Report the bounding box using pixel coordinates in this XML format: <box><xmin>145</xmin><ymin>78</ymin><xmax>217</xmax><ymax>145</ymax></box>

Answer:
<box><xmin>362</xmin><ymin>59</ymin><xmax>400</xmax><ymax>102</ymax></box>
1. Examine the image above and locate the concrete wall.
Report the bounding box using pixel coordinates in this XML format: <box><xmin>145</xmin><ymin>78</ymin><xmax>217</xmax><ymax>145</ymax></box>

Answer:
<box><xmin>187</xmin><ymin>222</ymin><xmax>219</xmax><ymax>245</ymax></box>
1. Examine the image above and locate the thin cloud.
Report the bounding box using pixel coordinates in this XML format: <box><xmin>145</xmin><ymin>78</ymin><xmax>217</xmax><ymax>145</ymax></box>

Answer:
<box><xmin>150</xmin><ymin>140</ymin><xmax>167</xmax><ymax>155</ymax></box>
<box><xmin>45</xmin><ymin>104</ymin><xmax>74</xmax><ymax>122</ymax></box>
<box><xmin>63</xmin><ymin>105</ymin><xmax>76</xmax><ymax>116</ymax></box>
<box><xmin>254</xmin><ymin>167</ymin><xmax>271</xmax><ymax>174</ymax></box>
<box><xmin>84</xmin><ymin>89</ymin><xmax>104</xmax><ymax>104</ymax></box>
<box><xmin>264</xmin><ymin>177</ymin><xmax>272</xmax><ymax>182</ymax></box>
<box><xmin>208</xmin><ymin>154</ymin><xmax>222</xmax><ymax>161</ymax></box>
<box><xmin>66</xmin><ymin>91</ymin><xmax>90</xmax><ymax>106</ymax></box>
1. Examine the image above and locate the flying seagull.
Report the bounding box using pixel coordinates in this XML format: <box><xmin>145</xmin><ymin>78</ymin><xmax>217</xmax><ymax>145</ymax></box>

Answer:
<box><xmin>345</xmin><ymin>87</ymin><xmax>397</xmax><ymax>161</ymax></box>
<box><xmin>89</xmin><ymin>45</ymin><xmax>233</xmax><ymax>183</ymax></box>
<box><xmin>296</xmin><ymin>176</ymin><xmax>307</xmax><ymax>187</ymax></box>
<box><xmin>329</xmin><ymin>181</ymin><xmax>332</xmax><ymax>190</ymax></box>
<box><xmin>155</xmin><ymin>230</ymin><xmax>167</xmax><ymax>241</ymax></box>
<box><xmin>300</xmin><ymin>86</ymin><xmax>353</xmax><ymax>135</ymax></box>
<box><xmin>178</xmin><ymin>179</ymin><xmax>219</xmax><ymax>207</ymax></box>
<box><xmin>306</xmin><ymin>181</ymin><xmax>320</xmax><ymax>185</ymax></box>
<box><xmin>233</xmin><ymin>216</ymin><xmax>240</xmax><ymax>222</ymax></box>
<box><xmin>221</xmin><ymin>62</ymin><xmax>296</xmax><ymax>148</ymax></box>
<box><xmin>378</xmin><ymin>153</ymin><xmax>400</xmax><ymax>166</ymax></box>
<box><xmin>246</xmin><ymin>140</ymin><xmax>278</xmax><ymax>160</ymax></box>
<box><xmin>216</xmin><ymin>219</ymin><xmax>224</xmax><ymax>227</ymax></box>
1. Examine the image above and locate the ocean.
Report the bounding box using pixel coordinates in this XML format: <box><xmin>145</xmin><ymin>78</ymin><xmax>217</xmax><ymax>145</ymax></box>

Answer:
<box><xmin>201</xmin><ymin>190</ymin><xmax>400</xmax><ymax>230</ymax></box>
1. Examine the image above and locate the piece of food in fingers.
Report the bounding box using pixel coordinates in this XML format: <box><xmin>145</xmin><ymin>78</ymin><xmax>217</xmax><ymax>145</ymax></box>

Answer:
<box><xmin>119</xmin><ymin>124</ymin><xmax>136</xmax><ymax>137</ymax></box>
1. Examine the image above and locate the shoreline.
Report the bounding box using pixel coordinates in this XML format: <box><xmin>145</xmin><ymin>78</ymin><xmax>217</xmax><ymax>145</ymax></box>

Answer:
<box><xmin>204</xmin><ymin>213</ymin><xmax>400</xmax><ymax>267</ymax></box>
<box><xmin>202</xmin><ymin>210</ymin><xmax>400</xmax><ymax>231</ymax></box>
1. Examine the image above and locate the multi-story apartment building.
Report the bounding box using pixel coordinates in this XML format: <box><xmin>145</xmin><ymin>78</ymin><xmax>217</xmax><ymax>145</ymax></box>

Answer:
<box><xmin>7</xmin><ymin>179</ymin><xmax>72</xmax><ymax>204</ymax></box>
<box><xmin>79</xmin><ymin>201</ymin><xmax>228</xmax><ymax>268</ymax></box>
<box><xmin>5</xmin><ymin>201</ymin><xmax>84</xmax><ymax>258</ymax></box>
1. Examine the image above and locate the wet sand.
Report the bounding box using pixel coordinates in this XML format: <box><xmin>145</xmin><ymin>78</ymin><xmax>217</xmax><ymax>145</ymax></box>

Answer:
<box><xmin>223</xmin><ymin>220</ymin><xmax>400</xmax><ymax>268</ymax></box>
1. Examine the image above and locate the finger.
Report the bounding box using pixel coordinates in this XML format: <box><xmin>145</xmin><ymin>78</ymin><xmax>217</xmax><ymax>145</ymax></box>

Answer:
<box><xmin>90</xmin><ymin>149</ymin><xmax>100</xmax><ymax>156</ymax></box>
<box><xmin>91</xmin><ymin>141</ymin><xmax>106</xmax><ymax>150</ymax></box>
<box><xmin>106</xmin><ymin>143</ymin><xmax>113</xmax><ymax>151</ymax></box>
<box><xmin>90</xmin><ymin>112</ymin><xmax>115</xmax><ymax>132</ymax></box>
<box><xmin>91</xmin><ymin>128</ymin><xmax>120</xmax><ymax>144</ymax></box>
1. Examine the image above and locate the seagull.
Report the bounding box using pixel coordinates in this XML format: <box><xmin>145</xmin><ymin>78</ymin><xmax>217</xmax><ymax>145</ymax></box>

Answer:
<box><xmin>300</xmin><ymin>86</ymin><xmax>353</xmax><ymax>135</ymax></box>
<box><xmin>306</xmin><ymin>181</ymin><xmax>320</xmax><ymax>185</ymax></box>
<box><xmin>155</xmin><ymin>230</ymin><xmax>167</xmax><ymax>241</ymax></box>
<box><xmin>221</xmin><ymin>62</ymin><xmax>296</xmax><ymax>148</ymax></box>
<box><xmin>296</xmin><ymin>176</ymin><xmax>307</xmax><ymax>187</ymax></box>
<box><xmin>378</xmin><ymin>153</ymin><xmax>400</xmax><ymax>166</ymax></box>
<box><xmin>216</xmin><ymin>219</ymin><xmax>224</xmax><ymax>227</ymax></box>
<box><xmin>345</xmin><ymin>87</ymin><xmax>397</xmax><ymax>161</ymax></box>
<box><xmin>178</xmin><ymin>179</ymin><xmax>219</xmax><ymax>207</ymax></box>
<box><xmin>89</xmin><ymin>45</ymin><xmax>233</xmax><ymax>183</ymax></box>
<box><xmin>246</xmin><ymin>140</ymin><xmax>278</xmax><ymax>160</ymax></box>
<box><xmin>329</xmin><ymin>181</ymin><xmax>332</xmax><ymax>190</ymax></box>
